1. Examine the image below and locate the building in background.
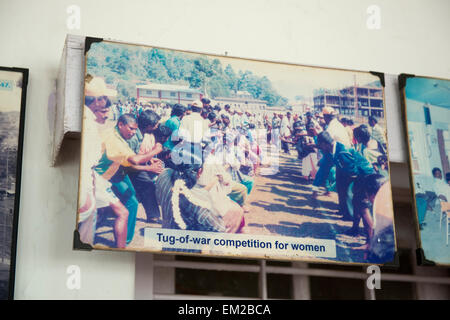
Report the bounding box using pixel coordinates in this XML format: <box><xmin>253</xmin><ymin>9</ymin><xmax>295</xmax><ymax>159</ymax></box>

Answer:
<box><xmin>290</xmin><ymin>95</ymin><xmax>313</xmax><ymax>115</ymax></box>
<box><xmin>214</xmin><ymin>90</ymin><xmax>267</xmax><ymax>111</ymax></box>
<box><xmin>313</xmin><ymin>85</ymin><xmax>384</xmax><ymax>118</ymax></box>
<box><xmin>136</xmin><ymin>83</ymin><xmax>203</xmax><ymax>105</ymax></box>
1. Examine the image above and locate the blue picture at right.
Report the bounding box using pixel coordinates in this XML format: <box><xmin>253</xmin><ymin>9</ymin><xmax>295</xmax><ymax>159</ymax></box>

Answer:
<box><xmin>404</xmin><ymin>76</ymin><xmax>450</xmax><ymax>265</ymax></box>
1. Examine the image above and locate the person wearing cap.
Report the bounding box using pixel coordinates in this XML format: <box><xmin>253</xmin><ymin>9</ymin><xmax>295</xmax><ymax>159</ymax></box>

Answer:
<box><xmin>79</xmin><ymin>76</ymin><xmax>129</xmax><ymax>248</ymax></box>
<box><xmin>322</xmin><ymin>106</ymin><xmax>351</xmax><ymax>147</ymax></box>
<box><xmin>311</xmin><ymin>106</ymin><xmax>353</xmax><ymax>196</ymax></box>
<box><xmin>176</xmin><ymin>100</ymin><xmax>209</xmax><ymax>161</ymax></box>
<box><xmin>179</xmin><ymin>100</ymin><xmax>207</xmax><ymax>143</ymax></box>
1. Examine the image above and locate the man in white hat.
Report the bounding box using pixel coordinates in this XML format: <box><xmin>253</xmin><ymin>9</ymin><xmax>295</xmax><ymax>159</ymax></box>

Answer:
<box><xmin>178</xmin><ymin>100</ymin><xmax>208</xmax><ymax>144</ymax></box>
<box><xmin>175</xmin><ymin>100</ymin><xmax>208</xmax><ymax>164</ymax></box>
<box><xmin>79</xmin><ymin>76</ymin><xmax>129</xmax><ymax>248</ymax></box>
<box><xmin>84</xmin><ymin>76</ymin><xmax>118</xmax><ymax>124</ymax></box>
<box><xmin>311</xmin><ymin>106</ymin><xmax>351</xmax><ymax>201</ymax></box>
<box><xmin>322</xmin><ymin>106</ymin><xmax>351</xmax><ymax>147</ymax></box>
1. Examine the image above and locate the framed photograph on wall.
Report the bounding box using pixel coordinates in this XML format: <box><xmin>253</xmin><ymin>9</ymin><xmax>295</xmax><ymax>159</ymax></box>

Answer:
<box><xmin>75</xmin><ymin>37</ymin><xmax>397</xmax><ymax>265</ymax></box>
<box><xmin>400</xmin><ymin>74</ymin><xmax>450</xmax><ymax>265</ymax></box>
<box><xmin>0</xmin><ymin>67</ymin><xmax>28</xmax><ymax>299</ymax></box>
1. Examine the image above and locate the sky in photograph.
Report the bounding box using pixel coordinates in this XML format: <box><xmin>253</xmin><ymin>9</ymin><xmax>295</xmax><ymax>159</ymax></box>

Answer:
<box><xmin>90</xmin><ymin>40</ymin><xmax>381</xmax><ymax>104</ymax></box>
<box><xmin>215</xmin><ymin>54</ymin><xmax>380</xmax><ymax>102</ymax></box>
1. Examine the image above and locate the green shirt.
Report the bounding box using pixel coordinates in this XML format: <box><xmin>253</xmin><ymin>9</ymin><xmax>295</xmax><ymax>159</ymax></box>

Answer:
<box><xmin>94</xmin><ymin>126</ymin><xmax>135</xmax><ymax>181</ymax></box>
<box><xmin>163</xmin><ymin>116</ymin><xmax>181</xmax><ymax>150</ymax></box>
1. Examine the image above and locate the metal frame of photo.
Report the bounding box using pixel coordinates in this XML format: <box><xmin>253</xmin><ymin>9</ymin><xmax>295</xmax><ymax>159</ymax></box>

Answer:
<box><xmin>75</xmin><ymin>37</ymin><xmax>398</xmax><ymax>266</ymax></box>
<box><xmin>0</xmin><ymin>66</ymin><xmax>28</xmax><ymax>299</ymax></box>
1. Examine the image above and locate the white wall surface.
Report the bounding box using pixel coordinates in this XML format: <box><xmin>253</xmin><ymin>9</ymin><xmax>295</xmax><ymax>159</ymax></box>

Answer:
<box><xmin>0</xmin><ymin>0</ymin><xmax>449</xmax><ymax>299</ymax></box>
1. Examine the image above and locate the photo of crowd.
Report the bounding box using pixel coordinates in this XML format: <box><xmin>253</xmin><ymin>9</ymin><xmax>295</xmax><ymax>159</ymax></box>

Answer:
<box><xmin>77</xmin><ymin>40</ymin><xmax>396</xmax><ymax>264</ymax></box>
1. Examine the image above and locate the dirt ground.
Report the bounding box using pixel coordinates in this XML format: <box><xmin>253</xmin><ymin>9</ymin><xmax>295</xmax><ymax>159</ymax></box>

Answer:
<box><xmin>94</xmin><ymin>147</ymin><xmax>370</xmax><ymax>263</ymax></box>
<box><xmin>243</xmin><ymin>151</ymin><xmax>368</xmax><ymax>263</ymax></box>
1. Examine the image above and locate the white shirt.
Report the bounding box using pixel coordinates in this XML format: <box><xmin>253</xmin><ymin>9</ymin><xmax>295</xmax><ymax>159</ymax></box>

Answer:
<box><xmin>178</xmin><ymin>112</ymin><xmax>208</xmax><ymax>143</ymax></box>
<box><xmin>434</xmin><ymin>178</ymin><xmax>450</xmax><ymax>201</ymax></box>
<box><xmin>280</xmin><ymin>117</ymin><xmax>290</xmax><ymax>136</ymax></box>
<box><xmin>287</xmin><ymin>116</ymin><xmax>293</xmax><ymax>130</ymax></box>
<box><xmin>371</xmin><ymin>124</ymin><xmax>386</xmax><ymax>145</ymax></box>
<box><xmin>198</xmin><ymin>153</ymin><xmax>233</xmax><ymax>193</ymax></box>
<box><xmin>79</xmin><ymin>107</ymin><xmax>112</xmax><ymax>220</ymax></box>
<box><xmin>82</xmin><ymin>107</ymin><xmax>104</xmax><ymax>172</ymax></box>
<box><xmin>326</xmin><ymin>118</ymin><xmax>352</xmax><ymax>147</ymax></box>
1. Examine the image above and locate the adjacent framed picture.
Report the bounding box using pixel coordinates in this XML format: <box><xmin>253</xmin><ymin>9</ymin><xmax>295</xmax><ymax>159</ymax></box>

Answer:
<box><xmin>400</xmin><ymin>74</ymin><xmax>450</xmax><ymax>265</ymax></box>
<box><xmin>75</xmin><ymin>37</ymin><xmax>397</xmax><ymax>265</ymax></box>
<box><xmin>0</xmin><ymin>67</ymin><xmax>28</xmax><ymax>299</ymax></box>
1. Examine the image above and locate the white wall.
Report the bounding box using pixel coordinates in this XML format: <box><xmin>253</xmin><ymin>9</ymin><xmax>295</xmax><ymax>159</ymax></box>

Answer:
<box><xmin>0</xmin><ymin>0</ymin><xmax>449</xmax><ymax>299</ymax></box>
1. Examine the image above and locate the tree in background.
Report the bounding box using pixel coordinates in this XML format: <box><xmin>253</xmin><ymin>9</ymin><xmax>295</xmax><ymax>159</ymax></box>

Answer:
<box><xmin>86</xmin><ymin>42</ymin><xmax>287</xmax><ymax>106</ymax></box>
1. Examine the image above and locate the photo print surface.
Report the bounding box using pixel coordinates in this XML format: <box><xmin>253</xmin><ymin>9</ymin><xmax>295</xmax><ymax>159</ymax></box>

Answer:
<box><xmin>0</xmin><ymin>67</ymin><xmax>27</xmax><ymax>299</ymax></box>
<box><xmin>403</xmin><ymin>75</ymin><xmax>450</xmax><ymax>265</ymax></box>
<box><xmin>77</xmin><ymin>38</ymin><xmax>397</xmax><ymax>264</ymax></box>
